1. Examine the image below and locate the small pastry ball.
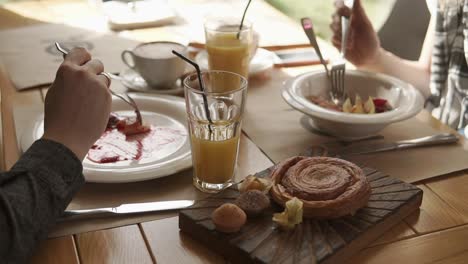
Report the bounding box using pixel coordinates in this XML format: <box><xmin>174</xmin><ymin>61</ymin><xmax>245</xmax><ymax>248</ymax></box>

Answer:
<box><xmin>211</xmin><ymin>203</ymin><xmax>247</xmax><ymax>233</ymax></box>
<box><xmin>235</xmin><ymin>190</ymin><xmax>270</xmax><ymax>217</ymax></box>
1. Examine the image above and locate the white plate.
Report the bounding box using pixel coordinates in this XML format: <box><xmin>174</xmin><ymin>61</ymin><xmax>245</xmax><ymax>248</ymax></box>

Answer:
<box><xmin>195</xmin><ymin>48</ymin><xmax>279</xmax><ymax>76</ymax></box>
<box><xmin>119</xmin><ymin>68</ymin><xmax>184</xmax><ymax>95</ymax></box>
<box><xmin>20</xmin><ymin>94</ymin><xmax>192</xmax><ymax>183</ymax></box>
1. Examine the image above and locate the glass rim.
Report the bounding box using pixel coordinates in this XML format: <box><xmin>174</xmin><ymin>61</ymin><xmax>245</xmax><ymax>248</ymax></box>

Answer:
<box><xmin>183</xmin><ymin>70</ymin><xmax>248</xmax><ymax>96</ymax></box>
<box><xmin>204</xmin><ymin>16</ymin><xmax>252</xmax><ymax>33</ymax></box>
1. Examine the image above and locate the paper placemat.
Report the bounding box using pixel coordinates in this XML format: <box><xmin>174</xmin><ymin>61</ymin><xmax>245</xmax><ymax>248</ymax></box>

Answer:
<box><xmin>13</xmin><ymin>103</ymin><xmax>270</xmax><ymax>238</ymax></box>
<box><xmin>53</xmin><ymin>169</ymin><xmax>201</xmax><ymax>238</ymax></box>
<box><xmin>243</xmin><ymin>69</ymin><xmax>468</xmax><ymax>184</ymax></box>
<box><xmin>0</xmin><ymin>23</ymin><xmax>139</xmax><ymax>90</ymax></box>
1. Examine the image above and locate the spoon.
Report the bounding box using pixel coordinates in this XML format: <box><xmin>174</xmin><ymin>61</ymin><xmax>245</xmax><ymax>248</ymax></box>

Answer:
<box><xmin>54</xmin><ymin>42</ymin><xmax>143</xmax><ymax>124</ymax></box>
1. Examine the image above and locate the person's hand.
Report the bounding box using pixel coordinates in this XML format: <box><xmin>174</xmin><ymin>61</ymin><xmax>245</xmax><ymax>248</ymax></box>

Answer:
<box><xmin>330</xmin><ymin>0</ymin><xmax>381</xmax><ymax>67</ymax></box>
<box><xmin>42</xmin><ymin>48</ymin><xmax>111</xmax><ymax>160</ymax></box>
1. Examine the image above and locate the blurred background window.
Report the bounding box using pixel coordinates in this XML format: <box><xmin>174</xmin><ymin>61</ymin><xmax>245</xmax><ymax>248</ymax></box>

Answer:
<box><xmin>266</xmin><ymin>0</ymin><xmax>430</xmax><ymax>60</ymax></box>
<box><xmin>266</xmin><ymin>0</ymin><xmax>397</xmax><ymax>40</ymax></box>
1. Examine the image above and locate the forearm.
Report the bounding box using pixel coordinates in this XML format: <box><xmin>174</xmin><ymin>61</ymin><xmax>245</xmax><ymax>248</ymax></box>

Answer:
<box><xmin>359</xmin><ymin>48</ymin><xmax>431</xmax><ymax>98</ymax></box>
<box><xmin>358</xmin><ymin>16</ymin><xmax>435</xmax><ymax>99</ymax></box>
<box><xmin>0</xmin><ymin>139</ymin><xmax>84</xmax><ymax>263</ymax></box>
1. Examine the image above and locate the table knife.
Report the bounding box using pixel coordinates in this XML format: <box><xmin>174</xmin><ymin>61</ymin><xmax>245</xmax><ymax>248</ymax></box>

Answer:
<box><xmin>60</xmin><ymin>200</ymin><xmax>195</xmax><ymax>221</ymax></box>
<box><xmin>339</xmin><ymin>133</ymin><xmax>459</xmax><ymax>156</ymax></box>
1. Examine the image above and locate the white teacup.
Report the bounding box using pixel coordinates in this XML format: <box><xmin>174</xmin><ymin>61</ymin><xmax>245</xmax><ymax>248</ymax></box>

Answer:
<box><xmin>121</xmin><ymin>41</ymin><xmax>187</xmax><ymax>88</ymax></box>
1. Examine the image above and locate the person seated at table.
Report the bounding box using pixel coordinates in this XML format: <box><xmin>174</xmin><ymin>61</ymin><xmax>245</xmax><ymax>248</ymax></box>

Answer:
<box><xmin>331</xmin><ymin>0</ymin><xmax>467</xmax><ymax>130</ymax></box>
<box><xmin>0</xmin><ymin>48</ymin><xmax>111</xmax><ymax>263</ymax></box>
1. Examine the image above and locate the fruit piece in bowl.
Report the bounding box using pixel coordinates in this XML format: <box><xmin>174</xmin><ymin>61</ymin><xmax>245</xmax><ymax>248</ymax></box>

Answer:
<box><xmin>282</xmin><ymin>69</ymin><xmax>424</xmax><ymax>139</ymax></box>
<box><xmin>308</xmin><ymin>94</ymin><xmax>392</xmax><ymax>114</ymax></box>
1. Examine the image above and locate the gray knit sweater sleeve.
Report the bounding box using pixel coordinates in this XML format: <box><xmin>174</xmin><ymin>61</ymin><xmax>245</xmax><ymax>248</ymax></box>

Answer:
<box><xmin>0</xmin><ymin>139</ymin><xmax>84</xmax><ymax>263</ymax></box>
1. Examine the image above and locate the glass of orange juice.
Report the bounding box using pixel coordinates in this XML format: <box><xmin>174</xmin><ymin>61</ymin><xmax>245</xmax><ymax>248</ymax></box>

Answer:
<box><xmin>184</xmin><ymin>71</ymin><xmax>248</xmax><ymax>193</ymax></box>
<box><xmin>204</xmin><ymin>17</ymin><xmax>254</xmax><ymax>81</ymax></box>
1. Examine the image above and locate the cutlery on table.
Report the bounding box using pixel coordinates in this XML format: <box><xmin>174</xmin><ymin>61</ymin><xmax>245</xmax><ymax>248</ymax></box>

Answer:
<box><xmin>300</xmin><ymin>17</ymin><xmax>329</xmax><ymax>77</ymax></box>
<box><xmin>338</xmin><ymin>133</ymin><xmax>459</xmax><ymax>156</ymax></box>
<box><xmin>55</xmin><ymin>42</ymin><xmax>143</xmax><ymax>124</ymax></box>
<box><xmin>60</xmin><ymin>200</ymin><xmax>195</xmax><ymax>221</ymax></box>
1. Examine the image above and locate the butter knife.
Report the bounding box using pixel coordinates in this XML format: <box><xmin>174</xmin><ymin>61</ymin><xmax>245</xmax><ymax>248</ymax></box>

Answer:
<box><xmin>339</xmin><ymin>133</ymin><xmax>459</xmax><ymax>156</ymax></box>
<box><xmin>60</xmin><ymin>200</ymin><xmax>195</xmax><ymax>221</ymax></box>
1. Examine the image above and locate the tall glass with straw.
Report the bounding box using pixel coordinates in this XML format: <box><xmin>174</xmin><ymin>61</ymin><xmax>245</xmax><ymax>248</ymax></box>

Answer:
<box><xmin>172</xmin><ymin>51</ymin><xmax>248</xmax><ymax>193</ymax></box>
<box><xmin>204</xmin><ymin>0</ymin><xmax>254</xmax><ymax>85</ymax></box>
<box><xmin>184</xmin><ymin>71</ymin><xmax>247</xmax><ymax>193</ymax></box>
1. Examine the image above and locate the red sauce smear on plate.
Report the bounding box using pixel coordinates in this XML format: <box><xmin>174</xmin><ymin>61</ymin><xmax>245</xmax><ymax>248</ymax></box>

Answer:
<box><xmin>87</xmin><ymin>113</ymin><xmax>185</xmax><ymax>164</ymax></box>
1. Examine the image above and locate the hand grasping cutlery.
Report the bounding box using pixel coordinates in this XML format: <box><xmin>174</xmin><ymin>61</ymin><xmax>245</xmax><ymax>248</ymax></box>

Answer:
<box><xmin>55</xmin><ymin>42</ymin><xmax>143</xmax><ymax>125</ymax></box>
<box><xmin>55</xmin><ymin>42</ymin><xmax>122</xmax><ymax>81</ymax></box>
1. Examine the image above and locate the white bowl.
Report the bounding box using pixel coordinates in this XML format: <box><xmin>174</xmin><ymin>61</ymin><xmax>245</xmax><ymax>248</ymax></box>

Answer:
<box><xmin>282</xmin><ymin>70</ymin><xmax>424</xmax><ymax>139</ymax></box>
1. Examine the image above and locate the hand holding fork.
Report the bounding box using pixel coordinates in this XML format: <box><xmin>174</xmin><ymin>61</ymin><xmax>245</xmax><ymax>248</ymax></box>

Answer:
<box><xmin>301</xmin><ymin>0</ymin><xmax>354</xmax><ymax>106</ymax></box>
<box><xmin>55</xmin><ymin>42</ymin><xmax>143</xmax><ymax>125</ymax></box>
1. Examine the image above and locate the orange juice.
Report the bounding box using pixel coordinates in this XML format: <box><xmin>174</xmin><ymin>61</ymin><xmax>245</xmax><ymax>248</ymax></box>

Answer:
<box><xmin>184</xmin><ymin>70</ymin><xmax>247</xmax><ymax>193</ymax></box>
<box><xmin>204</xmin><ymin>20</ymin><xmax>253</xmax><ymax>93</ymax></box>
<box><xmin>189</xmin><ymin>119</ymin><xmax>241</xmax><ymax>190</ymax></box>
<box><xmin>206</xmin><ymin>31</ymin><xmax>250</xmax><ymax>79</ymax></box>
<box><xmin>191</xmin><ymin>133</ymin><xmax>240</xmax><ymax>184</ymax></box>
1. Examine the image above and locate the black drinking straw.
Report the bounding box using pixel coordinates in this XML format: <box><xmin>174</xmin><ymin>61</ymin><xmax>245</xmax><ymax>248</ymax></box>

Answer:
<box><xmin>172</xmin><ymin>50</ymin><xmax>213</xmax><ymax>133</ymax></box>
<box><xmin>237</xmin><ymin>0</ymin><xmax>252</xmax><ymax>39</ymax></box>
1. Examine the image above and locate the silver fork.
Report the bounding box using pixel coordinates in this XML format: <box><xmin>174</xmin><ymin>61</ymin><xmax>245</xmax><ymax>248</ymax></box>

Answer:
<box><xmin>330</xmin><ymin>0</ymin><xmax>354</xmax><ymax>105</ymax></box>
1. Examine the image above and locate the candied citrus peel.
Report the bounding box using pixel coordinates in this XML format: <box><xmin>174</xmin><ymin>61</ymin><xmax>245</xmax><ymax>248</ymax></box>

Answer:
<box><xmin>353</xmin><ymin>95</ymin><xmax>364</xmax><ymax>113</ymax></box>
<box><xmin>364</xmin><ymin>96</ymin><xmax>376</xmax><ymax>114</ymax></box>
<box><xmin>343</xmin><ymin>95</ymin><xmax>376</xmax><ymax>114</ymax></box>
<box><xmin>272</xmin><ymin>197</ymin><xmax>304</xmax><ymax>230</ymax></box>
<box><xmin>238</xmin><ymin>175</ymin><xmax>273</xmax><ymax>194</ymax></box>
<box><xmin>343</xmin><ymin>98</ymin><xmax>353</xmax><ymax>113</ymax></box>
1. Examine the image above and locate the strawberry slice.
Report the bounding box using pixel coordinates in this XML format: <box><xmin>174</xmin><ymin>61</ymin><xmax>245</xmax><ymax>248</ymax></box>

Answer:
<box><xmin>116</xmin><ymin>120</ymin><xmax>150</xmax><ymax>136</ymax></box>
<box><xmin>107</xmin><ymin>112</ymin><xmax>151</xmax><ymax>136</ymax></box>
<box><xmin>373</xmin><ymin>98</ymin><xmax>389</xmax><ymax>113</ymax></box>
<box><xmin>373</xmin><ymin>98</ymin><xmax>388</xmax><ymax>107</ymax></box>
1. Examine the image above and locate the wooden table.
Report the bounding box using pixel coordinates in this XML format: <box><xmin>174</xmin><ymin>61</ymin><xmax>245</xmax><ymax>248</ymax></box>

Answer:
<box><xmin>2</xmin><ymin>1</ymin><xmax>468</xmax><ymax>263</ymax></box>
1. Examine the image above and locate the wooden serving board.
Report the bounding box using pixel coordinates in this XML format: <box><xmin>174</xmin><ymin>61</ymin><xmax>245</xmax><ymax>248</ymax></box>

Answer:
<box><xmin>179</xmin><ymin>166</ymin><xmax>423</xmax><ymax>264</ymax></box>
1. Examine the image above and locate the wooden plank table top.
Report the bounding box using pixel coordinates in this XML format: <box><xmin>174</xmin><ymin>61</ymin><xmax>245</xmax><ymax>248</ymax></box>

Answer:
<box><xmin>1</xmin><ymin>1</ymin><xmax>468</xmax><ymax>263</ymax></box>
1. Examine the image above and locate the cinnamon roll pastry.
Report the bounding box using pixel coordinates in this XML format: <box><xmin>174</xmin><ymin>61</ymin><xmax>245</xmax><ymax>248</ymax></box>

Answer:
<box><xmin>270</xmin><ymin>156</ymin><xmax>371</xmax><ymax>219</ymax></box>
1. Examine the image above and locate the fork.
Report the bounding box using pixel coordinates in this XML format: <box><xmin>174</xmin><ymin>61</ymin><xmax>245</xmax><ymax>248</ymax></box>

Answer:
<box><xmin>330</xmin><ymin>0</ymin><xmax>354</xmax><ymax>105</ymax></box>
<box><xmin>54</xmin><ymin>42</ymin><xmax>143</xmax><ymax>124</ymax></box>
<box><xmin>300</xmin><ymin>17</ymin><xmax>330</xmax><ymax>77</ymax></box>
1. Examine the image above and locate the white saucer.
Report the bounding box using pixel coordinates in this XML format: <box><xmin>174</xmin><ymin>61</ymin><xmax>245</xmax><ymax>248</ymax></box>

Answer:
<box><xmin>195</xmin><ymin>48</ymin><xmax>279</xmax><ymax>76</ymax></box>
<box><xmin>119</xmin><ymin>68</ymin><xmax>184</xmax><ymax>95</ymax></box>
<box><xmin>20</xmin><ymin>94</ymin><xmax>192</xmax><ymax>183</ymax></box>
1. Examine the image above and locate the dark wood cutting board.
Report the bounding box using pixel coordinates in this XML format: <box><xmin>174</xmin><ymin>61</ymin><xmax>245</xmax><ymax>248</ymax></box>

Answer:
<box><xmin>179</xmin><ymin>166</ymin><xmax>423</xmax><ymax>264</ymax></box>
